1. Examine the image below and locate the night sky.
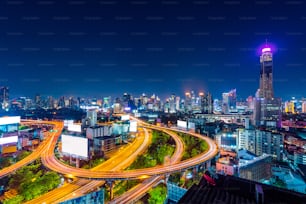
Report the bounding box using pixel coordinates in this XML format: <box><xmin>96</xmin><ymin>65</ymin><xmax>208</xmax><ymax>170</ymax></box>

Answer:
<box><xmin>1</xmin><ymin>0</ymin><xmax>306</xmax><ymax>100</ymax></box>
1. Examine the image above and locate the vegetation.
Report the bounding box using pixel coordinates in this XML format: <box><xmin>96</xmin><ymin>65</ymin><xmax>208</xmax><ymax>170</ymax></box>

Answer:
<box><xmin>113</xmin><ymin>180</ymin><xmax>139</xmax><ymax>197</ymax></box>
<box><xmin>82</xmin><ymin>158</ymin><xmax>105</xmax><ymax>169</ymax></box>
<box><xmin>4</xmin><ymin>162</ymin><xmax>61</xmax><ymax>203</ymax></box>
<box><xmin>128</xmin><ymin>130</ymin><xmax>175</xmax><ymax>170</ymax></box>
<box><xmin>148</xmin><ymin>184</ymin><xmax>167</xmax><ymax>204</ymax></box>
<box><xmin>108</xmin><ymin>130</ymin><xmax>174</xmax><ymax>200</ymax></box>
<box><xmin>0</xmin><ymin>151</ymin><xmax>32</xmax><ymax>170</ymax></box>
<box><xmin>177</xmin><ymin>132</ymin><xmax>208</xmax><ymax>160</ymax></box>
<box><xmin>16</xmin><ymin>151</ymin><xmax>31</xmax><ymax>161</ymax></box>
<box><xmin>18</xmin><ymin>125</ymin><xmax>29</xmax><ymax>130</ymax></box>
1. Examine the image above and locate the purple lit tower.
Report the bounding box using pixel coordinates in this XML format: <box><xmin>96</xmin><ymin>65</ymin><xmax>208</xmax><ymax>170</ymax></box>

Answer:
<box><xmin>253</xmin><ymin>43</ymin><xmax>281</xmax><ymax>128</ymax></box>
<box><xmin>258</xmin><ymin>46</ymin><xmax>273</xmax><ymax>99</ymax></box>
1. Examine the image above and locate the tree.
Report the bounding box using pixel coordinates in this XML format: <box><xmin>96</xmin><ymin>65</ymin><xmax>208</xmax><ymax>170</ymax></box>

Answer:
<box><xmin>16</xmin><ymin>151</ymin><xmax>31</xmax><ymax>161</ymax></box>
<box><xmin>3</xmin><ymin>195</ymin><xmax>24</xmax><ymax>204</ymax></box>
<box><xmin>148</xmin><ymin>185</ymin><xmax>167</xmax><ymax>204</ymax></box>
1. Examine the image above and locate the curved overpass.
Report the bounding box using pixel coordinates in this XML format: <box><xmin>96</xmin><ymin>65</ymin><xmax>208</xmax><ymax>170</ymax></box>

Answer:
<box><xmin>25</xmin><ymin>127</ymin><xmax>152</xmax><ymax>204</ymax></box>
<box><xmin>41</xmin><ymin>121</ymin><xmax>218</xmax><ymax>180</ymax></box>
<box><xmin>110</xmin><ymin>128</ymin><xmax>185</xmax><ymax>204</ymax></box>
<box><xmin>0</xmin><ymin>121</ymin><xmax>63</xmax><ymax>179</ymax></box>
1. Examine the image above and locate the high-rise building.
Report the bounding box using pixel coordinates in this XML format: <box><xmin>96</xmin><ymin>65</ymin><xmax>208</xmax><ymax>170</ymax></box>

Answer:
<box><xmin>184</xmin><ymin>92</ymin><xmax>192</xmax><ymax>112</ymax></box>
<box><xmin>302</xmin><ymin>101</ymin><xmax>306</xmax><ymax>113</ymax></box>
<box><xmin>199</xmin><ymin>92</ymin><xmax>213</xmax><ymax>114</ymax></box>
<box><xmin>285</xmin><ymin>101</ymin><xmax>295</xmax><ymax>113</ymax></box>
<box><xmin>253</xmin><ymin>44</ymin><xmax>281</xmax><ymax>128</ymax></box>
<box><xmin>0</xmin><ymin>86</ymin><xmax>9</xmax><ymax>110</ymax></box>
<box><xmin>237</xmin><ymin>128</ymin><xmax>284</xmax><ymax>161</ymax></box>
<box><xmin>253</xmin><ymin>97</ymin><xmax>282</xmax><ymax>127</ymax></box>
<box><xmin>87</xmin><ymin>109</ymin><xmax>97</xmax><ymax>126</ymax></box>
<box><xmin>222</xmin><ymin>89</ymin><xmax>236</xmax><ymax>114</ymax></box>
<box><xmin>258</xmin><ymin>47</ymin><xmax>273</xmax><ymax>99</ymax></box>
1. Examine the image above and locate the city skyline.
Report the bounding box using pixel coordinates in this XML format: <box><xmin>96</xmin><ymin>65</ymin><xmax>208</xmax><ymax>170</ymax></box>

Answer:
<box><xmin>1</xmin><ymin>0</ymin><xmax>306</xmax><ymax>99</ymax></box>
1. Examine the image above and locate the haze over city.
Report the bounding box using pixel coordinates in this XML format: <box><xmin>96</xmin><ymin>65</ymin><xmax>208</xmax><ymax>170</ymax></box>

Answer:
<box><xmin>1</xmin><ymin>0</ymin><xmax>306</xmax><ymax>99</ymax></box>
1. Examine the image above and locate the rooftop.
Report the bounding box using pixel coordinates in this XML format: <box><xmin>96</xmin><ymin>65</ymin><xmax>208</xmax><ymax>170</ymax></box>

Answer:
<box><xmin>179</xmin><ymin>174</ymin><xmax>306</xmax><ymax>204</ymax></box>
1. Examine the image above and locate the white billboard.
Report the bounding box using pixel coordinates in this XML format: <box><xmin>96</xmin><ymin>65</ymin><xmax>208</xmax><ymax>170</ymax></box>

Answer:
<box><xmin>0</xmin><ymin>116</ymin><xmax>21</xmax><ymax>125</ymax></box>
<box><xmin>64</xmin><ymin>120</ymin><xmax>74</xmax><ymax>127</ymax></box>
<box><xmin>61</xmin><ymin>135</ymin><xmax>88</xmax><ymax>158</ymax></box>
<box><xmin>129</xmin><ymin>120</ymin><xmax>138</xmax><ymax>132</ymax></box>
<box><xmin>68</xmin><ymin>124</ymin><xmax>82</xmax><ymax>132</ymax></box>
<box><xmin>121</xmin><ymin>115</ymin><xmax>130</xmax><ymax>121</ymax></box>
<box><xmin>177</xmin><ymin>120</ymin><xmax>187</xmax><ymax>129</ymax></box>
<box><xmin>0</xmin><ymin>136</ymin><xmax>18</xmax><ymax>145</ymax></box>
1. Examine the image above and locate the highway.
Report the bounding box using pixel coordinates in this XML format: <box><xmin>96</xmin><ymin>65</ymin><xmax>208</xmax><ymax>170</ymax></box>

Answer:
<box><xmin>110</xmin><ymin>128</ymin><xmax>185</xmax><ymax>204</ymax></box>
<box><xmin>41</xmin><ymin>121</ymin><xmax>218</xmax><ymax>180</ymax></box>
<box><xmin>26</xmin><ymin>127</ymin><xmax>151</xmax><ymax>204</ymax></box>
<box><xmin>2</xmin><ymin>118</ymin><xmax>218</xmax><ymax>203</ymax></box>
<box><xmin>0</xmin><ymin>121</ymin><xmax>63</xmax><ymax>179</ymax></box>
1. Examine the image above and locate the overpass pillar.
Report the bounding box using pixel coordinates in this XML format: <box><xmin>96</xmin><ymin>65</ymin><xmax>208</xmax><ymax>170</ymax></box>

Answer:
<box><xmin>106</xmin><ymin>180</ymin><xmax>114</xmax><ymax>200</ymax></box>
<box><xmin>165</xmin><ymin>173</ymin><xmax>170</xmax><ymax>183</ymax></box>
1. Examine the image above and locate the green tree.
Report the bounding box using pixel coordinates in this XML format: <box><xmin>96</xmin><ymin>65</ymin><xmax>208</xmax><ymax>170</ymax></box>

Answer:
<box><xmin>191</xmin><ymin>148</ymin><xmax>198</xmax><ymax>158</ymax></box>
<box><xmin>148</xmin><ymin>185</ymin><xmax>167</xmax><ymax>204</ymax></box>
<box><xmin>16</xmin><ymin>151</ymin><xmax>31</xmax><ymax>161</ymax></box>
<box><xmin>3</xmin><ymin>195</ymin><xmax>24</xmax><ymax>204</ymax></box>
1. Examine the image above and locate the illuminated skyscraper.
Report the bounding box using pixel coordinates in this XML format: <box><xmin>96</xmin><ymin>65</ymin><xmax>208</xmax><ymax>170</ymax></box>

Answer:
<box><xmin>258</xmin><ymin>47</ymin><xmax>273</xmax><ymax>99</ymax></box>
<box><xmin>0</xmin><ymin>86</ymin><xmax>9</xmax><ymax>110</ymax></box>
<box><xmin>302</xmin><ymin>101</ymin><xmax>306</xmax><ymax>113</ymax></box>
<box><xmin>184</xmin><ymin>92</ymin><xmax>192</xmax><ymax>112</ymax></box>
<box><xmin>253</xmin><ymin>44</ymin><xmax>281</xmax><ymax>128</ymax></box>
<box><xmin>200</xmin><ymin>92</ymin><xmax>213</xmax><ymax>114</ymax></box>
<box><xmin>222</xmin><ymin>89</ymin><xmax>236</xmax><ymax>114</ymax></box>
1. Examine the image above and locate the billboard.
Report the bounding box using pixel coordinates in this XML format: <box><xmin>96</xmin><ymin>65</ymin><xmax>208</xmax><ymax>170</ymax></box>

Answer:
<box><xmin>67</xmin><ymin>124</ymin><xmax>82</xmax><ymax>132</ymax></box>
<box><xmin>177</xmin><ymin>120</ymin><xmax>187</xmax><ymax>129</ymax></box>
<box><xmin>2</xmin><ymin>145</ymin><xmax>17</xmax><ymax>154</ymax></box>
<box><xmin>0</xmin><ymin>116</ymin><xmax>21</xmax><ymax>125</ymax></box>
<box><xmin>0</xmin><ymin>136</ymin><xmax>18</xmax><ymax>145</ymax></box>
<box><xmin>129</xmin><ymin>120</ymin><xmax>138</xmax><ymax>132</ymax></box>
<box><xmin>121</xmin><ymin>115</ymin><xmax>130</xmax><ymax>121</ymax></box>
<box><xmin>61</xmin><ymin>135</ymin><xmax>88</xmax><ymax>158</ymax></box>
<box><xmin>63</xmin><ymin>120</ymin><xmax>74</xmax><ymax>127</ymax></box>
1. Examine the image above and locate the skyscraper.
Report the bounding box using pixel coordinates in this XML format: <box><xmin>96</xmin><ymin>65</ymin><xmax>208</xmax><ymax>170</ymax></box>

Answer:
<box><xmin>258</xmin><ymin>47</ymin><xmax>273</xmax><ymax>99</ymax></box>
<box><xmin>222</xmin><ymin>89</ymin><xmax>237</xmax><ymax>114</ymax></box>
<box><xmin>0</xmin><ymin>86</ymin><xmax>9</xmax><ymax>110</ymax></box>
<box><xmin>253</xmin><ymin>44</ymin><xmax>282</xmax><ymax>128</ymax></box>
<box><xmin>199</xmin><ymin>92</ymin><xmax>213</xmax><ymax>114</ymax></box>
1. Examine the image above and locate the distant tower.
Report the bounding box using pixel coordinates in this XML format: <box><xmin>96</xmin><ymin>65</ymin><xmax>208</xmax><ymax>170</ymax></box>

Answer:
<box><xmin>258</xmin><ymin>44</ymin><xmax>274</xmax><ymax>99</ymax></box>
<box><xmin>253</xmin><ymin>42</ymin><xmax>281</xmax><ymax>128</ymax></box>
<box><xmin>0</xmin><ymin>86</ymin><xmax>9</xmax><ymax>110</ymax></box>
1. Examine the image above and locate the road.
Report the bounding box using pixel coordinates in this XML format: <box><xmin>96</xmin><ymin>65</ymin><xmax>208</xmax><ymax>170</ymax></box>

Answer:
<box><xmin>25</xmin><ymin>127</ymin><xmax>151</xmax><ymax>204</ymax></box>
<box><xmin>0</xmin><ymin>121</ymin><xmax>63</xmax><ymax>179</ymax></box>
<box><xmin>110</xmin><ymin>128</ymin><xmax>185</xmax><ymax>204</ymax></box>
<box><xmin>41</xmin><ymin>121</ymin><xmax>218</xmax><ymax>180</ymax></box>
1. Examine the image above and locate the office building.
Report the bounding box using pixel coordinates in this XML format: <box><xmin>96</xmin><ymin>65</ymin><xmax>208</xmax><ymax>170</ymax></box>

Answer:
<box><xmin>237</xmin><ymin>128</ymin><xmax>284</xmax><ymax>161</ymax></box>
<box><xmin>253</xmin><ymin>97</ymin><xmax>282</xmax><ymax>128</ymax></box>
<box><xmin>285</xmin><ymin>101</ymin><xmax>295</xmax><ymax>113</ymax></box>
<box><xmin>0</xmin><ymin>86</ymin><xmax>9</xmax><ymax>110</ymax></box>
<box><xmin>87</xmin><ymin>109</ymin><xmax>97</xmax><ymax>126</ymax></box>
<box><xmin>86</xmin><ymin>125</ymin><xmax>112</xmax><ymax>140</ymax></box>
<box><xmin>184</xmin><ymin>92</ymin><xmax>192</xmax><ymax>112</ymax></box>
<box><xmin>215</xmin><ymin>132</ymin><xmax>237</xmax><ymax>150</ymax></box>
<box><xmin>222</xmin><ymin>89</ymin><xmax>237</xmax><ymax>114</ymax></box>
<box><xmin>199</xmin><ymin>92</ymin><xmax>213</xmax><ymax>114</ymax></box>
<box><xmin>253</xmin><ymin>44</ymin><xmax>282</xmax><ymax>128</ymax></box>
<box><xmin>302</xmin><ymin>101</ymin><xmax>306</xmax><ymax>113</ymax></box>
